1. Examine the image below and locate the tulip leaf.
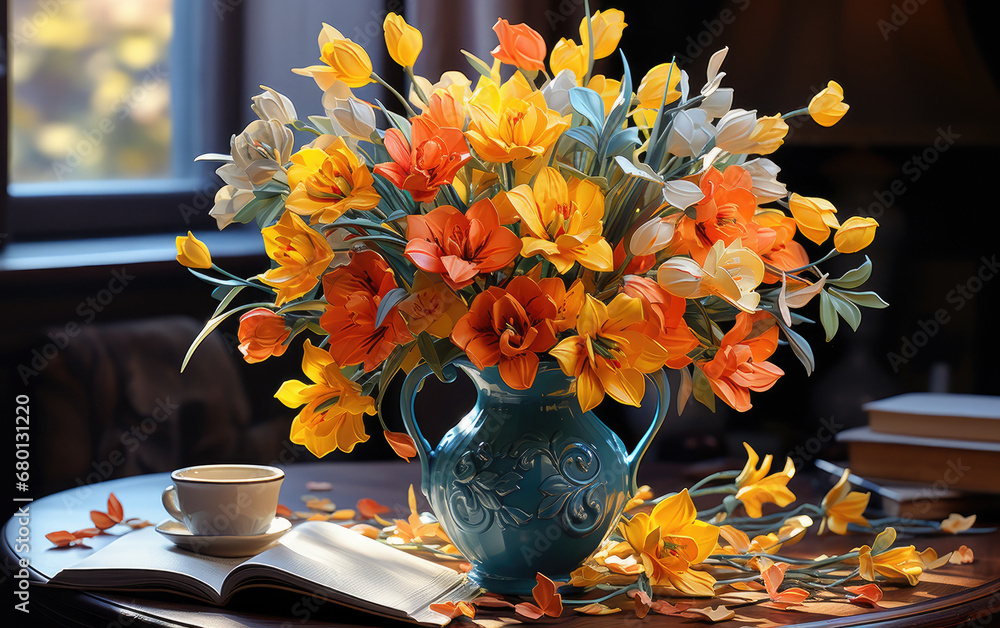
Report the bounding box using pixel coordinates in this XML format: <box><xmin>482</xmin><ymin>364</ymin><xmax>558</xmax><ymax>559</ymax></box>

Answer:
<box><xmin>181</xmin><ymin>302</ymin><xmax>271</xmax><ymax>372</ymax></box>
<box><xmin>291</xmin><ymin>119</ymin><xmax>322</xmax><ymax>136</ymax></box>
<box><xmin>691</xmin><ymin>366</ymin><xmax>716</xmax><ymax>412</ymax></box>
<box><xmin>416</xmin><ymin>331</ymin><xmax>444</xmax><ymax>381</ymax></box>
<box><xmin>194</xmin><ymin>152</ymin><xmax>234</xmax><ymax>163</ymax></box>
<box><xmin>819</xmin><ymin>291</ymin><xmax>839</xmax><ymax>342</ymax></box>
<box><xmin>776</xmin><ymin>317</ymin><xmax>815</xmax><ymax>376</ymax></box>
<box><xmin>872</xmin><ymin>527</ymin><xmax>897</xmax><ymax>554</ymax></box>
<box><xmin>375</xmin><ymin>100</ymin><xmax>411</xmax><ymax>145</ymax></box>
<box><xmin>375</xmin><ymin>287</ymin><xmax>409</xmax><ymax>329</ymax></box>
<box><xmin>601</xmin><ymin>52</ymin><xmax>633</xmax><ymax>150</ymax></box>
<box><xmin>829</xmin><ymin>291</ymin><xmax>862</xmax><ymax>331</ymax></box>
<box><xmin>605</xmin><ymin>127</ymin><xmax>642</xmax><ymax>158</ymax></box>
<box><xmin>828</xmin><ymin>256</ymin><xmax>873</xmax><ymax>289</ymax></box>
<box><xmin>461</xmin><ymin>49</ymin><xmax>494</xmax><ymax>80</ymax></box>
<box><xmin>187</xmin><ymin>269</ymin><xmax>248</xmax><ymax>289</ymax></box>
<box><xmin>569</xmin><ymin>87</ymin><xmax>605</xmax><ymax>130</ymax></box>
<box><xmin>376</xmin><ymin>341</ymin><xmax>414</xmax><ymax>424</ymax></box>
<box><xmin>232</xmin><ymin>194</ymin><xmax>277</xmax><ymax>224</ymax></box>
<box><xmin>255</xmin><ymin>194</ymin><xmax>287</xmax><ymax>228</ymax></box>
<box><xmin>211</xmin><ymin>285</ymin><xmax>246</xmax><ymax>318</ymax></box>
<box><xmin>830</xmin><ymin>288</ymin><xmax>889</xmax><ymax>309</ymax></box>
<box><xmin>564</xmin><ymin>126</ymin><xmax>599</xmax><ymax>153</ymax></box>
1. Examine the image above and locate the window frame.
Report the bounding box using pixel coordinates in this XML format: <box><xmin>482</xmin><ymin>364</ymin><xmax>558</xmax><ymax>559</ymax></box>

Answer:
<box><xmin>3</xmin><ymin>0</ymin><xmax>247</xmax><ymax>243</ymax></box>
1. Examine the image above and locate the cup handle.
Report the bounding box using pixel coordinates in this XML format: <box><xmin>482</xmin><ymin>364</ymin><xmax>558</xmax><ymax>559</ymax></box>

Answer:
<box><xmin>625</xmin><ymin>368</ymin><xmax>670</xmax><ymax>496</ymax></box>
<box><xmin>400</xmin><ymin>362</ymin><xmax>460</xmax><ymax>498</ymax></box>
<box><xmin>161</xmin><ymin>485</ymin><xmax>184</xmax><ymax>522</ymax></box>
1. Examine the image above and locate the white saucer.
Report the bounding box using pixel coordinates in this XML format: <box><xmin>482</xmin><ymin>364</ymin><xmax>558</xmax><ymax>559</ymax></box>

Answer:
<box><xmin>155</xmin><ymin>517</ymin><xmax>291</xmax><ymax>557</ymax></box>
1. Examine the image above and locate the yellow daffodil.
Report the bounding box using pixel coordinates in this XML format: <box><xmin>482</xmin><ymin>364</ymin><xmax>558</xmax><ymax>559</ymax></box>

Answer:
<box><xmin>286</xmin><ymin>136</ymin><xmax>381</xmax><ymax>224</ymax></box>
<box><xmin>292</xmin><ymin>24</ymin><xmax>372</xmax><ymax>90</ymax></box>
<box><xmin>808</xmin><ymin>80</ymin><xmax>849</xmax><ymax>127</ymax></box>
<box><xmin>733</xmin><ymin>443</ymin><xmax>796</xmax><ymax>518</ymax></box>
<box><xmin>940</xmin><ymin>513</ymin><xmax>977</xmax><ymax>534</ymax></box>
<box><xmin>499</xmin><ymin>166</ymin><xmax>613</xmax><ymax>274</ymax></box>
<box><xmin>834</xmin><ymin>216</ymin><xmax>879</xmax><ymax>254</ymax></box>
<box><xmin>619</xmin><ymin>489</ymin><xmax>719</xmax><ymax>596</ymax></box>
<box><xmin>259</xmin><ymin>211</ymin><xmax>335</xmax><ymax>306</ymax></box>
<box><xmin>747</xmin><ymin>114</ymin><xmax>789</xmax><ymax>155</ymax></box>
<box><xmin>788</xmin><ymin>193</ymin><xmax>840</xmax><ymax>245</ymax></box>
<box><xmin>549</xmin><ymin>294</ymin><xmax>668</xmax><ymax>412</ymax></box>
<box><xmin>820</xmin><ymin>469</ymin><xmax>870</xmax><ymax>535</ymax></box>
<box><xmin>465</xmin><ymin>80</ymin><xmax>570</xmax><ymax>164</ymax></box>
<box><xmin>175</xmin><ymin>232</ymin><xmax>212</xmax><ymax>269</ymax></box>
<box><xmin>275</xmin><ymin>340</ymin><xmax>376</xmax><ymax>456</ymax></box>
<box><xmin>549</xmin><ymin>37</ymin><xmax>588</xmax><ymax>82</ymax></box>
<box><xmin>855</xmin><ymin>528</ymin><xmax>924</xmax><ymax>585</ymax></box>
<box><xmin>580</xmin><ymin>9</ymin><xmax>627</xmax><ymax>60</ymax></box>
<box><xmin>383</xmin><ymin>13</ymin><xmax>422</xmax><ymax>68</ymax></box>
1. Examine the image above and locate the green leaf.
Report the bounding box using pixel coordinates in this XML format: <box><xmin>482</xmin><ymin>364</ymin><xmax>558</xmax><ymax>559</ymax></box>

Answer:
<box><xmin>605</xmin><ymin>127</ymin><xmax>641</xmax><ymax>158</ymax></box>
<box><xmin>776</xmin><ymin>317</ymin><xmax>815</xmax><ymax>376</ymax></box>
<box><xmin>829</xmin><ymin>292</ymin><xmax>862</xmax><ymax>331</ymax></box>
<box><xmin>872</xmin><ymin>527</ymin><xmax>897</xmax><ymax>554</ymax></box>
<box><xmin>564</xmin><ymin>126</ymin><xmax>599</xmax><ymax>153</ymax></box>
<box><xmin>211</xmin><ymin>285</ymin><xmax>247</xmax><ymax>318</ymax></box>
<box><xmin>375</xmin><ymin>287</ymin><xmax>409</xmax><ymax>328</ymax></box>
<box><xmin>568</xmin><ymin>87</ymin><xmax>605</xmax><ymax>130</ymax></box>
<box><xmin>819</xmin><ymin>291</ymin><xmax>839</xmax><ymax>342</ymax></box>
<box><xmin>827</xmin><ymin>256</ymin><xmax>872</xmax><ymax>289</ymax></box>
<box><xmin>277</xmin><ymin>299</ymin><xmax>327</xmax><ymax>314</ymax></box>
<box><xmin>416</xmin><ymin>331</ymin><xmax>444</xmax><ymax>381</ymax></box>
<box><xmin>187</xmin><ymin>269</ymin><xmax>247</xmax><ymax>289</ymax></box>
<box><xmin>461</xmin><ymin>49</ymin><xmax>493</xmax><ymax>79</ymax></box>
<box><xmin>375</xmin><ymin>100</ymin><xmax>412</xmax><ymax>145</ymax></box>
<box><xmin>291</xmin><ymin>119</ymin><xmax>322</xmax><ymax>135</ymax></box>
<box><xmin>375</xmin><ymin>342</ymin><xmax>413</xmax><ymax>426</ymax></box>
<box><xmin>600</xmin><ymin>52</ymin><xmax>632</xmax><ymax>150</ymax></box>
<box><xmin>691</xmin><ymin>366</ymin><xmax>716</xmax><ymax>412</ymax></box>
<box><xmin>831</xmin><ymin>288</ymin><xmax>889</xmax><ymax>309</ymax></box>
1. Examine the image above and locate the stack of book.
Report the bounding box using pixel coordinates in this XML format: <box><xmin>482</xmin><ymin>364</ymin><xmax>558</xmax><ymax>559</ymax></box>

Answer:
<box><xmin>834</xmin><ymin>393</ymin><xmax>1000</xmax><ymax>518</ymax></box>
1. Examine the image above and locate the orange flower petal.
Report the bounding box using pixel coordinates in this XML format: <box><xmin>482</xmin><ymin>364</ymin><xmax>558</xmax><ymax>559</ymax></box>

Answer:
<box><xmin>90</xmin><ymin>510</ymin><xmax>117</xmax><ymax>530</ymax></box>
<box><xmin>46</xmin><ymin>531</ymin><xmax>78</xmax><ymax>547</ymax></box>
<box><xmin>384</xmin><ymin>430</ymin><xmax>418</xmax><ymax>462</ymax></box>
<box><xmin>357</xmin><ymin>498</ymin><xmax>392</xmax><ymax>519</ymax></box>
<box><xmin>107</xmin><ymin>493</ymin><xmax>124</xmax><ymax>524</ymax></box>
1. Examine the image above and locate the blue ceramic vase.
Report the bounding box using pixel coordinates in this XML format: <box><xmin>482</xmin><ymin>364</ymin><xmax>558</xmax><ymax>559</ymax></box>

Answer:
<box><xmin>400</xmin><ymin>359</ymin><xmax>668</xmax><ymax>594</ymax></box>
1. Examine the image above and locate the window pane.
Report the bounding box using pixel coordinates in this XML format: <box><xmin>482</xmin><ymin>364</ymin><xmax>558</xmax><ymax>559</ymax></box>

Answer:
<box><xmin>10</xmin><ymin>0</ymin><xmax>174</xmax><ymax>186</ymax></box>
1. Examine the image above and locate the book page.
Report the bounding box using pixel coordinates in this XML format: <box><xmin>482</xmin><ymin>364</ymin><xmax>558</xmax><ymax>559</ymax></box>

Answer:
<box><xmin>48</xmin><ymin>526</ymin><xmax>244</xmax><ymax>603</ymax></box>
<box><xmin>230</xmin><ymin>521</ymin><xmax>477</xmax><ymax>623</ymax></box>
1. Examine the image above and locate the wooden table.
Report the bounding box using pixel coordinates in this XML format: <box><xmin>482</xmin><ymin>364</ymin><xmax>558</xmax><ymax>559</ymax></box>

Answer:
<box><xmin>4</xmin><ymin>461</ymin><xmax>999</xmax><ymax>627</ymax></box>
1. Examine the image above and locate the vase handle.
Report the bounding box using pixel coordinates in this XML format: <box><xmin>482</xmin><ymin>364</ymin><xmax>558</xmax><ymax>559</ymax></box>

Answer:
<box><xmin>625</xmin><ymin>368</ymin><xmax>670</xmax><ymax>495</ymax></box>
<box><xmin>400</xmin><ymin>362</ymin><xmax>460</xmax><ymax>498</ymax></box>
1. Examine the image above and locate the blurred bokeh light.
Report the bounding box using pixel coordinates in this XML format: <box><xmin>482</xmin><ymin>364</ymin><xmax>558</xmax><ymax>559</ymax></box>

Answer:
<box><xmin>10</xmin><ymin>0</ymin><xmax>173</xmax><ymax>185</ymax></box>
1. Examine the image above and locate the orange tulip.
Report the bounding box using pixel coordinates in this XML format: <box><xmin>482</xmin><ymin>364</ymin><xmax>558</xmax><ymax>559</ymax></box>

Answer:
<box><xmin>320</xmin><ymin>249</ymin><xmax>412</xmax><ymax>372</ymax></box>
<box><xmin>622</xmin><ymin>276</ymin><xmax>699</xmax><ymax>369</ymax></box>
<box><xmin>450</xmin><ymin>276</ymin><xmax>559</xmax><ymax>390</ymax></box>
<box><xmin>491</xmin><ymin>18</ymin><xmax>546</xmax><ymax>71</ymax></box>
<box><xmin>286</xmin><ymin>136</ymin><xmax>381</xmax><ymax>224</ymax></box>
<box><xmin>275</xmin><ymin>339</ymin><xmax>375</xmax><ymax>456</ymax></box>
<box><xmin>259</xmin><ymin>211</ymin><xmax>335</xmax><ymax>306</ymax></box>
<box><xmin>549</xmin><ymin>294</ymin><xmax>668</xmax><ymax>412</ymax></box>
<box><xmin>374</xmin><ymin>116</ymin><xmax>470</xmax><ymax>203</ymax></box>
<box><xmin>237</xmin><ymin>308</ymin><xmax>290</xmax><ymax>364</ymax></box>
<box><xmin>423</xmin><ymin>88</ymin><xmax>467</xmax><ymax>130</ymax></box>
<box><xmin>404</xmin><ymin>199</ymin><xmax>521</xmax><ymax>290</ymax></box>
<box><xmin>696</xmin><ymin>312</ymin><xmax>783</xmax><ymax>412</ymax></box>
<box><xmin>672</xmin><ymin>165</ymin><xmax>761</xmax><ymax>264</ymax></box>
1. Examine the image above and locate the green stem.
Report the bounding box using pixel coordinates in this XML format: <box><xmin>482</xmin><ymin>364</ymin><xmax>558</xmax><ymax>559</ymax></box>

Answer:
<box><xmin>562</xmin><ymin>584</ymin><xmax>638</xmax><ymax>606</ymax></box>
<box><xmin>210</xmin><ymin>265</ymin><xmax>274</xmax><ymax>294</ymax></box>
<box><xmin>405</xmin><ymin>67</ymin><xmax>429</xmax><ymax>105</ymax></box>
<box><xmin>371</xmin><ymin>73</ymin><xmax>417</xmax><ymax>118</ymax></box>
<box><xmin>688</xmin><ymin>470</ymin><xmax>740</xmax><ymax>493</ymax></box>
<box><xmin>781</xmin><ymin>107</ymin><xmax>810</xmax><ymax>120</ymax></box>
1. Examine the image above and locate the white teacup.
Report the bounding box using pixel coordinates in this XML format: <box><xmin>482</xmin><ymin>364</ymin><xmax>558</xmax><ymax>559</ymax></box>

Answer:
<box><xmin>161</xmin><ymin>464</ymin><xmax>284</xmax><ymax>536</ymax></box>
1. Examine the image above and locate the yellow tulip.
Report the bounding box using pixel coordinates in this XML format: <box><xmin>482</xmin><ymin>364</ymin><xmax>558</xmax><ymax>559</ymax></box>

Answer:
<box><xmin>580</xmin><ymin>9</ymin><xmax>627</xmax><ymax>60</ymax></box>
<box><xmin>383</xmin><ymin>12</ymin><xmax>422</xmax><ymax>68</ymax></box>
<box><xmin>809</xmin><ymin>80</ymin><xmax>849</xmax><ymax>127</ymax></box>
<box><xmin>636</xmin><ymin>62</ymin><xmax>682</xmax><ymax>111</ymax></box>
<box><xmin>587</xmin><ymin>75</ymin><xmax>621</xmax><ymax>115</ymax></box>
<box><xmin>175</xmin><ymin>232</ymin><xmax>212</xmax><ymax>269</ymax></box>
<box><xmin>733</xmin><ymin>443</ymin><xmax>797</xmax><ymax>518</ymax></box>
<box><xmin>276</xmin><ymin>339</ymin><xmax>375</xmax><ymax>456</ymax></box>
<box><xmin>820</xmin><ymin>469</ymin><xmax>870</xmax><ymax>535</ymax></box>
<box><xmin>259</xmin><ymin>211</ymin><xmax>335</xmax><ymax>306</ymax></box>
<box><xmin>856</xmin><ymin>529</ymin><xmax>924</xmax><ymax>585</ymax></box>
<box><xmin>788</xmin><ymin>193</ymin><xmax>840</xmax><ymax>245</ymax></box>
<box><xmin>747</xmin><ymin>114</ymin><xmax>789</xmax><ymax>155</ymax></box>
<box><xmin>320</xmin><ymin>39</ymin><xmax>373</xmax><ymax>88</ymax></box>
<box><xmin>549</xmin><ymin>37</ymin><xmax>588</xmax><ymax>82</ymax></box>
<box><xmin>465</xmin><ymin>80</ymin><xmax>570</xmax><ymax>163</ymax></box>
<box><xmin>834</xmin><ymin>216</ymin><xmax>878</xmax><ymax>254</ymax></box>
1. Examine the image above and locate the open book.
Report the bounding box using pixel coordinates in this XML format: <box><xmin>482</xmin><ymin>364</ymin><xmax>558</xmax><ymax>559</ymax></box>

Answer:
<box><xmin>47</xmin><ymin>520</ymin><xmax>480</xmax><ymax>626</ymax></box>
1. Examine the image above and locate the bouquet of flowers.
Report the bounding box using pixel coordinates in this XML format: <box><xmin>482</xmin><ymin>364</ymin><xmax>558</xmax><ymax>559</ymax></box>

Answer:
<box><xmin>176</xmin><ymin>6</ymin><xmax>884</xmax><ymax>461</ymax></box>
